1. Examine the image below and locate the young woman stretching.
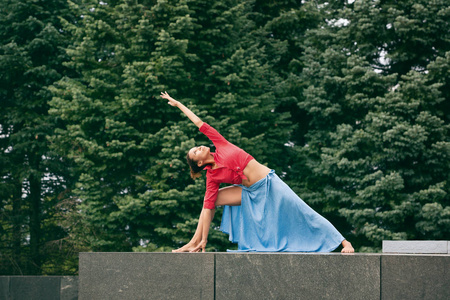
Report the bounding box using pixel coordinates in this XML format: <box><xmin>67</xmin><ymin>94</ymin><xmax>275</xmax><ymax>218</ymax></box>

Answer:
<box><xmin>160</xmin><ymin>92</ymin><xmax>354</xmax><ymax>253</ymax></box>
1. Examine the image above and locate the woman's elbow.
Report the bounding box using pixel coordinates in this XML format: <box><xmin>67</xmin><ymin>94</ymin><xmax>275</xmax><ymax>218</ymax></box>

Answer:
<box><xmin>195</xmin><ymin>120</ymin><xmax>204</xmax><ymax>128</ymax></box>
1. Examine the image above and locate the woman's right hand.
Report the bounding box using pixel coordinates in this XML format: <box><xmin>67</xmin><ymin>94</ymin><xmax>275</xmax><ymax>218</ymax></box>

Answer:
<box><xmin>160</xmin><ymin>91</ymin><xmax>179</xmax><ymax>107</ymax></box>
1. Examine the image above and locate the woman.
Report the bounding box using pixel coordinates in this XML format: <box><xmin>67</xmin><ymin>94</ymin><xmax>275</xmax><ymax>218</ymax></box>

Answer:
<box><xmin>160</xmin><ymin>91</ymin><xmax>354</xmax><ymax>253</ymax></box>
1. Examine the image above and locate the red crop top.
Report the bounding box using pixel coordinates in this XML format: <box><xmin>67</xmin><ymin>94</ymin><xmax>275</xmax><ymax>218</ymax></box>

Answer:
<box><xmin>199</xmin><ymin>123</ymin><xmax>254</xmax><ymax>209</ymax></box>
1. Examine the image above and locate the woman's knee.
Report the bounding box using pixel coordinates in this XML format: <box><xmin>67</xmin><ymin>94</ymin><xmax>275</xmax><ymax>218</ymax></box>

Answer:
<box><xmin>215</xmin><ymin>186</ymin><xmax>242</xmax><ymax>207</ymax></box>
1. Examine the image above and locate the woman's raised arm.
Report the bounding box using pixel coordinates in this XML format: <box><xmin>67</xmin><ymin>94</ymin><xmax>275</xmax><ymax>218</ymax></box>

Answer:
<box><xmin>160</xmin><ymin>91</ymin><xmax>204</xmax><ymax>128</ymax></box>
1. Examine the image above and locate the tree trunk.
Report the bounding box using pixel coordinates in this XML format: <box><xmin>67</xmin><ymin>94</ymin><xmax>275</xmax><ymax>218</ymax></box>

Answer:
<box><xmin>29</xmin><ymin>171</ymin><xmax>42</xmax><ymax>274</ymax></box>
<box><xmin>12</xmin><ymin>178</ymin><xmax>23</xmax><ymax>274</ymax></box>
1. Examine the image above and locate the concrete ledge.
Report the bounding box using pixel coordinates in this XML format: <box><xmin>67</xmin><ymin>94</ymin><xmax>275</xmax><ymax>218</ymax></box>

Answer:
<box><xmin>0</xmin><ymin>277</ymin><xmax>10</xmax><ymax>300</ymax></box>
<box><xmin>0</xmin><ymin>276</ymin><xmax>78</xmax><ymax>300</ymax></box>
<box><xmin>79</xmin><ymin>252</ymin><xmax>449</xmax><ymax>300</ymax></box>
<box><xmin>216</xmin><ymin>253</ymin><xmax>380</xmax><ymax>300</ymax></box>
<box><xmin>79</xmin><ymin>252</ymin><xmax>214</xmax><ymax>300</ymax></box>
<box><xmin>382</xmin><ymin>240</ymin><xmax>449</xmax><ymax>254</ymax></box>
<box><xmin>5</xmin><ymin>253</ymin><xmax>447</xmax><ymax>300</ymax></box>
<box><xmin>382</xmin><ymin>254</ymin><xmax>450</xmax><ymax>300</ymax></box>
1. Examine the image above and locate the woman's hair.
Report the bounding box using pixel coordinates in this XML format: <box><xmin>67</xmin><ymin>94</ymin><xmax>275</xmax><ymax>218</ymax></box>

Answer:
<box><xmin>186</xmin><ymin>152</ymin><xmax>206</xmax><ymax>179</ymax></box>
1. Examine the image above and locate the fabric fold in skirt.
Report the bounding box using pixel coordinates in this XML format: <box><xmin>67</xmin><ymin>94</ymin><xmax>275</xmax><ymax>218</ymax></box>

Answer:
<box><xmin>220</xmin><ymin>170</ymin><xmax>345</xmax><ymax>252</ymax></box>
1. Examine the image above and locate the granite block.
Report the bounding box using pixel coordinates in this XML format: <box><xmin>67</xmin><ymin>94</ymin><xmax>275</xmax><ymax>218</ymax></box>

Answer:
<box><xmin>0</xmin><ymin>277</ymin><xmax>10</xmax><ymax>299</ymax></box>
<box><xmin>79</xmin><ymin>252</ymin><xmax>214</xmax><ymax>300</ymax></box>
<box><xmin>60</xmin><ymin>276</ymin><xmax>78</xmax><ymax>300</ymax></box>
<box><xmin>381</xmin><ymin>255</ymin><xmax>450</xmax><ymax>300</ymax></box>
<box><xmin>10</xmin><ymin>276</ymin><xmax>61</xmax><ymax>300</ymax></box>
<box><xmin>215</xmin><ymin>253</ymin><xmax>380</xmax><ymax>300</ymax></box>
<box><xmin>382</xmin><ymin>240</ymin><xmax>448</xmax><ymax>254</ymax></box>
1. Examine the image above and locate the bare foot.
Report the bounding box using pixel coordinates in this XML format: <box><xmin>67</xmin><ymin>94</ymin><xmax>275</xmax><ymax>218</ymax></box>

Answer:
<box><xmin>341</xmin><ymin>240</ymin><xmax>355</xmax><ymax>253</ymax></box>
<box><xmin>189</xmin><ymin>240</ymin><xmax>207</xmax><ymax>253</ymax></box>
<box><xmin>172</xmin><ymin>242</ymin><xmax>200</xmax><ymax>253</ymax></box>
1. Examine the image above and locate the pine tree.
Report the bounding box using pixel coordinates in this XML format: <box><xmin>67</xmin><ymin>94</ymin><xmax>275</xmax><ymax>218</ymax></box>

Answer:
<box><xmin>287</xmin><ymin>0</ymin><xmax>450</xmax><ymax>251</ymax></box>
<box><xmin>50</xmin><ymin>0</ymin><xmax>144</xmax><ymax>252</ymax></box>
<box><xmin>49</xmin><ymin>0</ymin><xmax>217</xmax><ymax>252</ymax></box>
<box><xmin>0</xmin><ymin>0</ymin><xmax>74</xmax><ymax>274</ymax></box>
<box><xmin>49</xmin><ymin>0</ymin><xmax>301</xmax><ymax>254</ymax></box>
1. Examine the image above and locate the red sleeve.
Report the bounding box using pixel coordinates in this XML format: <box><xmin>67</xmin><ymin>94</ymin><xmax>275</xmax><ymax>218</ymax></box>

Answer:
<box><xmin>199</xmin><ymin>123</ymin><xmax>228</xmax><ymax>148</ymax></box>
<box><xmin>203</xmin><ymin>175</ymin><xmax>220</xmax><ymax>209</ymax></box>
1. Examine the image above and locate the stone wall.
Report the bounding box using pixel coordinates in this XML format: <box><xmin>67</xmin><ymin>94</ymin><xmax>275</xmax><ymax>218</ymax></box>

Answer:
<box><xmin>79</xmin><ymin>252</ymin><xmax>214</xmax><ymax>300</ymax></box>
<box><xmin>0</xmin><ymin>276</ymin><xmax>78</xmax><ymax>300</ymax></box>
<box><xmin>1</xmin><ymin>251</ymin><xmax>448</xmax><ymax>300</ymax></box>
<box><xmin>79</xmin><ymin>252</ymin><xmax>449</xmax><ymax>300</ymax></box>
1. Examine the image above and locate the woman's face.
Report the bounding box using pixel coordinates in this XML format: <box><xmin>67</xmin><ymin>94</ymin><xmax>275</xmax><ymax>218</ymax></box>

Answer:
<box><xmin>188</xmin><ymin>145</ymin><xmax>210</xmax><ymax>166</ymax></box>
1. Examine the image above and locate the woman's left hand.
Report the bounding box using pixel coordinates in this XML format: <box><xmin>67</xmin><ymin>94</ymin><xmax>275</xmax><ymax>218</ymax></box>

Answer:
<box><xmin>160</xmin><ymin>91</ymin><xmax>179</xmax><ymax>107</ymax></box>
<box><xmin>190</xmin><ymin>240</ymin><xmax>207</xmax><ymax>253</ymax></box>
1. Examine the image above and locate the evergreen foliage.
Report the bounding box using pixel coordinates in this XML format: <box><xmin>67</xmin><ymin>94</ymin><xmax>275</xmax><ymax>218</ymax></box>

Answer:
<box><xmin>286</xmin><ymin>0</ymin><xmax>450</xmax><ymax>251</ymax></box>
<box><xmin>0</xmin><ymin>0</ymin><xmax>75</xmax><ymax>274</ymax></box>
<box><xmin>49</xmin><ymin>0</ymin><xmax>293</xmax><ymax>255</ymax></box>
<box><xmin>1</xmin><ymin>0</ymin><xmax>448</xmax><ymax>274</ymax></box>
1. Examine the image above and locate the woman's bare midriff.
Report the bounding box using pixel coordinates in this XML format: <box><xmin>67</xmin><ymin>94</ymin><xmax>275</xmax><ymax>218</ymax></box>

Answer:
<box><xmin>241</xmin><ymin>159</ymin><xmax>271</xmax><ymax>187</ymax></box>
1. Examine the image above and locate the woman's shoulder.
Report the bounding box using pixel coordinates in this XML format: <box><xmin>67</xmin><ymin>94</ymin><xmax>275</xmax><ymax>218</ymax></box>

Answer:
<box><xmin>200</xmin><ymin>123</ymin><xmax>229</xmax><ymax>147</ymax></box>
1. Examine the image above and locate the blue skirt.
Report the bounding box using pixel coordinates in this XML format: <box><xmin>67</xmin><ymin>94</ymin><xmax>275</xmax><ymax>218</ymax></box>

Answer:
<box><xmin>220</xmin><ymin>170</ymin><xmax>345</xmax><ymax>252</ymax></box>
